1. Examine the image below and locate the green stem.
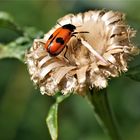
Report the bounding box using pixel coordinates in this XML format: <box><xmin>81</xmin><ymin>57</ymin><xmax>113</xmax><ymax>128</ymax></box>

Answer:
<box><xmin>86</xmin><ymin>88</ymin><xmax>122</xmax><ymax>140</ymax></box>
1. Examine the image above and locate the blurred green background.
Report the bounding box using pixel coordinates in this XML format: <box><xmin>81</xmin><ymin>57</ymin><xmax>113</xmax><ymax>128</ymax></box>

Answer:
<box><xmin>0</xmin><ymin>0</ymin><xmax>140</xmax><ymax>140</ymax></box>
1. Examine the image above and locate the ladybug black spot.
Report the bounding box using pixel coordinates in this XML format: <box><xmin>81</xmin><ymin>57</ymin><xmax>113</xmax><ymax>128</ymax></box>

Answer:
<box><xmin>48</xmin><ymin>34</ymin><xmax>53</xmax><ymax>40</ymax></box>
<box><xmin>56</xmin><ymin>37</ymin><xmax>64</xmax><ymax>45</ymax></box>
<box><xmin>62</xmin><ymin>24</ymin><xmax>76</xmax><ymax>32</ymax></box>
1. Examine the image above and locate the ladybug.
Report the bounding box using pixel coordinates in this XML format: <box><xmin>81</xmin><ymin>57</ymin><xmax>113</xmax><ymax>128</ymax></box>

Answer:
<box><xmin>44</xmin><ymin>24</ymin><xmax>85</xmax><ymax>56</ymax></box>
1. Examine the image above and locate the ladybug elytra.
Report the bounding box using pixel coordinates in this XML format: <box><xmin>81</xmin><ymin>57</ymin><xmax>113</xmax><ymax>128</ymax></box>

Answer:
<box><xmin>44</xmin><ymin>24</ymin><xmax>88</xmax><ymax>56</ymax></box>
<box><xmin>44</xmin><ymin>24</ymin><xmax>76</xmax><ymax>56</ymax></box>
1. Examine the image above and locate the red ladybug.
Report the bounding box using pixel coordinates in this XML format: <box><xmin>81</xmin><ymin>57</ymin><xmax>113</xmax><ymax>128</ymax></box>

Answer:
<box><xmin>45</xmin><ymin>24</ymin><xmax>77</xmax><ymax>56</ymax></box>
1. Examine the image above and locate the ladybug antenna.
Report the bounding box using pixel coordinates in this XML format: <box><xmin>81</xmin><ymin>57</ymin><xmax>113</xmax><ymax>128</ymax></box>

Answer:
<box><xmin>72</xmin><ymin>31</ymin><xmax>89</xmax><ymax>35</ymax></box>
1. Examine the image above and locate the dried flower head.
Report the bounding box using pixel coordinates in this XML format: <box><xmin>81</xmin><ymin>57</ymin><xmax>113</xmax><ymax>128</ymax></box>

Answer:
<box><xmin>26</xmin><ymin>10</ymin><xmax>139</xmax><ymax>96</ymax></box>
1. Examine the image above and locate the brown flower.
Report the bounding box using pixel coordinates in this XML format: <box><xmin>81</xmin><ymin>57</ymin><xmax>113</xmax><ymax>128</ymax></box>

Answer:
<box><xmin>26</xmin><ymin>10</ymin><xmax>139</xmax><ymax>96</ymax></box>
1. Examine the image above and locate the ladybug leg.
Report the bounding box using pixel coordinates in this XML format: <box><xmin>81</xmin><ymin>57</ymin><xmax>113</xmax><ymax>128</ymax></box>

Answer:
<box><xmin>64</xmin><ymin>45</ymin><xmax>68</xmax><ymax>59</ymax></box>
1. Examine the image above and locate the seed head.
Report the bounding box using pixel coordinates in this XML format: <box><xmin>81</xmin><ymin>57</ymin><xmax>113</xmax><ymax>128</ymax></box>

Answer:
<box><xmin>26</xmin><ymin>10</ymin><xmax>139</xmax><ymax>96</ymax></box>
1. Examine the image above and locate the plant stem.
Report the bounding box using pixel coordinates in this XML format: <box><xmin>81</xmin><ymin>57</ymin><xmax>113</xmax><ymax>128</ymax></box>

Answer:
<box><xmin>86</xmin><ymin>88</ymin><xmax>122</xmax><ymax>140</ymax></box>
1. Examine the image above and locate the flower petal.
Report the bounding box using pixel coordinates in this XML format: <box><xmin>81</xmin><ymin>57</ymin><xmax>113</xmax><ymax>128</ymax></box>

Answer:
<box><xmin>76</xmin><ymin>65</ymin><xmax>88</xmax><ymax>84</ymax></box>
<box><xmin>53</xmin><ymin>66</ymin><xmax>76</xmax><ymax>84</ymax></box>
<box><xmin>39</xmin><ymin>62</ymin><xmax>64</xmax><ymax>79</ymax></box>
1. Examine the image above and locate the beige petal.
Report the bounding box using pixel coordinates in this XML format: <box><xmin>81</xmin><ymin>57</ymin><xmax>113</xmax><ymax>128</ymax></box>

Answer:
<box><xmin>76</xmin><ymin>65</ymin><xmax>88</xmax><ymax>84</ymax></box>
<box><xmin>103</xmin><ymin>53</ymin><xmax>116</xmax><ymax>64</ymax></box>
<box><xmin>107</xmin><ymin>48</ymin><xmax>123</xmax><ymax>54</ymax></box>
<box><xmin>102</xmin><ymin>11</ymin><xmax>123</xmax><ymax>25</ymax></box>
<box><xmin>32</xmin><ymin>48</ymin><xmax>47</xmax><ymax>59</ymax></box>
<box><xmin>38</xmin><ymin>55</ymin><xmax>52</xmax><ymax>68</ymax></box>
<box><xmin>62</xmin><ymin>77</ymin><xmax>77</xmax><ymax>95</ymax></box>
<box><xmin>39</xmin><ymin>62</ymin><xmax>64</xmax><ymax>79</ymax></box>
<box><xmin>109</xmin><ymin>34</ymin><xmax>128</xmax><ymax>45</ymax></box>
<box><xmin>120</xmin><ymin>53</ymin><xmax>128</xmax><ymax>71</ymax></box>
<box><xmin>91</xmin><ymin>11</ymin><xmax>103</xmax><ymax>21</ymax></box>
<box><xmin>107</xmin><ymin>45</ymin><xmax>125</xmax><ymax>51</ymax></box>
<box><xmin>110</xmin><ymin>25</ymin><xmax>126</xmax><ymax>36</ymax></box>
<box><xmin>90</xmin><ymin>62</ymin><xmax>99</xmax><ymax>73</ymax></box>
<box><xmin>53</xmin><ymin>66</ymin><xmax>76</xmax><ymax>84</ymax></box>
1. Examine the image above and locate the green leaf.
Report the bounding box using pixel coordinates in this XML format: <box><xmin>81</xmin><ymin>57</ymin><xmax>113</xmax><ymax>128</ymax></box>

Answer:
<box><xmin>0</xmin><ymin>25</ymin><xmax>44</xmax><ymax>61</ymax></box>
<box><xmin>46</xmin><ymin>94</ymin><xmax>70</xmax><ymax>140</ymax></box>
<box><xmin>0</xmin><ymin>12</ymin><xmax>44</xmax><ymax>62</ymax></box>
<box><xmin>0</xmin><ymin>36</ymin><xmax>31</xmax><ymax>61</ymax></box>
<box><xmin>46</xmin><ymin>103</ymin><xmax>58</xmax><ymax>140</ymax></box>
<box><xmin>125</xmin><ymin>65</ymin><xmax>140</xmax><ymax>81</ymax></box>
<box><xmin>0</xmin><ymin>11</ymin><xmax>23</xmax><ymax>36</ymax></box>
<box><xmin>23</xmin><ymin>27</ymin><xmax>44</xmax><ymax>39</ymax></box>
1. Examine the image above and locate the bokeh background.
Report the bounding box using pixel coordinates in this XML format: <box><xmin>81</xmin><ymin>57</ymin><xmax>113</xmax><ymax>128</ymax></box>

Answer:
<box><xmin>0</xmin><ymin>0</ymin><xmax>140</xmax><ymax>140</ymax></box>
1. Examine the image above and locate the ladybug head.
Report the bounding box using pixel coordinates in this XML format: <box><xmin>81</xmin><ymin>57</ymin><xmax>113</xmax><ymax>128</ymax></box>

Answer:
<box><xmin>62</xmin><ymin>24</ymin><xmax>76</xmax><ymax>32</ymax></box>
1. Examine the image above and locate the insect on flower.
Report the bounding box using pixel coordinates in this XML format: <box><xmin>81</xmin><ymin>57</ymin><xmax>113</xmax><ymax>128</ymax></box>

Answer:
<box><xmin>26</xmin><ymin>10</ymin><xmax>139</xmax><ymax>96</ymax></box>
<box><xmin>38</xmin><ymin>23</ymin><xmax>89</xmax><ymax>56</ymax></box>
